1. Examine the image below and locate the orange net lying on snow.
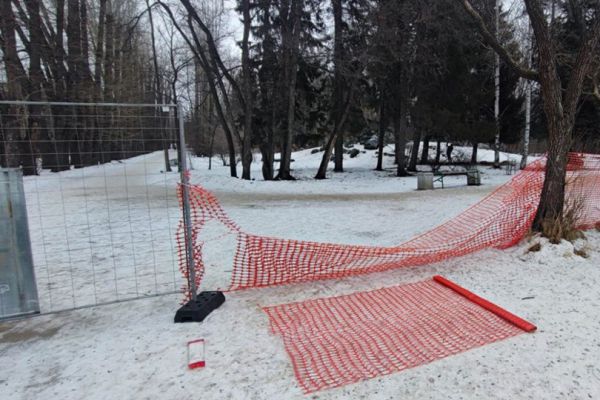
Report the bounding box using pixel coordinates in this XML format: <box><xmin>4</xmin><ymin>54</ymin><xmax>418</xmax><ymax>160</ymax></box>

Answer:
<box><xmin>176</xmin><ymin>153</ymin><xmax>600</xmax><ymax>293</ymax></box>
<box><xmin>263</xmin><ymin>276</ymin><xmax>534</xmax><ymax>393</ymax></box>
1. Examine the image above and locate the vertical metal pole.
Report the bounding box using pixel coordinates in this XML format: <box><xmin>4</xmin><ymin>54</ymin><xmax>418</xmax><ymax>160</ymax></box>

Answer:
<box><xmin>1</xmin><ymin>168</ymin><xmax>40</xmax><ymax>319</ymax></box>
<box><xmin>178</xmin><ymin>104</ymin><xmax>197</xmax><ymax>302</ymax></box>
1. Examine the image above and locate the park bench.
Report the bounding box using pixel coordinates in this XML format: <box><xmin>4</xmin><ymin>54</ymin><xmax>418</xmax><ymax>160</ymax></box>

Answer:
<box><xmin>431</xmin><ymin>167</ymin><xmax>481</xmax><ymax>189</ymax></box>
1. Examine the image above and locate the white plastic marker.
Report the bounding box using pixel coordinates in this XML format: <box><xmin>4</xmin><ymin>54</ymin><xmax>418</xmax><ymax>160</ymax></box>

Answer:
<box><xmin>187</xmin><ymin>339</ymin><xmax>205</xmax><ymax>369</ymax></box>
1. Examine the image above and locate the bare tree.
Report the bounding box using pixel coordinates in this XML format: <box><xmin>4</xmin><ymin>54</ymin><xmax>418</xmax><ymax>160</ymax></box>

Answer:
<box><xmin>0</xmin><ymin>0</ymin><xmax>28</xmax><ymax>170</ymax></box>
<box><xmin>315</xmin><ymin>0</ymin><xmax>351</xmax><ymax>179</ymax></box>
<box><xmin>459</xmin><ymin>0</ymin><xmax>600</xmax><ymax>234</ymax></box>
<box><xmin>275</xmin><ymin>0</ymin><xmax>303</xmax><ymax>180</ymax></box>
<box><xmin>158</xmin><ymin>0</ymin><xmax>243</xmax><ymax>178</ymax></box>
<box><xmin>240</xmin><ymin>0</ymin><xmax>254</xmax><ymax>180</ymax></box>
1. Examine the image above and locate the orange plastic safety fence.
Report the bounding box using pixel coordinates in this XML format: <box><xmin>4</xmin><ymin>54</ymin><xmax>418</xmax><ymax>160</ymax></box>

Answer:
<box><xmin>176</xmin><ymin>153</ymin><xmax>600</xmax><ymax>296</ymax></box>
<box><xmin>263</xmin><ymin>278</ymin><xmax>529</xmax><ymax>393</ymax></box>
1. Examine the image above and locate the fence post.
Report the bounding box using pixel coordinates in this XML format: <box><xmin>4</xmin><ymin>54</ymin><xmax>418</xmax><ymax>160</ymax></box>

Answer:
<box><xmin>178</xmin><ymin>104</ymin><xmax>197</xmax><ymax>302</ymax></box>
<box><xmin>173</xmin><ymin>105</ymin><xmax>225</xmax><ymax>323</ymax></box>
<box><xmin>0</xmin><ymin>168</ymin><xmax>40</xmax><ymax>319</ymax></box>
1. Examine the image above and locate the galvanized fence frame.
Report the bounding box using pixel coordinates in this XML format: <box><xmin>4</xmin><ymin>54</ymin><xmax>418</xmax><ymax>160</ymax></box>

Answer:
<box><xmin>0</xmin><ymin>101</ymin><xmax>194</xmax><ymax>316</ymax></box>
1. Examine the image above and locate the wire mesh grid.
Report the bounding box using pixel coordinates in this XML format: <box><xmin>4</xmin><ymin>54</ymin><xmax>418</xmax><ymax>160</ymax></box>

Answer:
<box><xmin>0</xmin><ymin>101</ymin><xmax>183</xmax><ymax>313</ymax></box>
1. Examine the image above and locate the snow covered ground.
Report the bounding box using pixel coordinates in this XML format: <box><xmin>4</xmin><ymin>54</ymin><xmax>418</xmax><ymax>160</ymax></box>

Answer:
<box><xmin>22</xmin><ymin>151</ymin><xmax>183</xmax><ymax>311</ymax></box>
<box><xmin>2</xmin><ymin>144</ymin><xmax>599</xmax><ymax>399</ymax></box>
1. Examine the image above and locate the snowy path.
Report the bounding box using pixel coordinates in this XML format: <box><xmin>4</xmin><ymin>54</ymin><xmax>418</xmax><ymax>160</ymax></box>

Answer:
<box><xmin>2</xmin><ymin>147</ymin><xmax>599</xmax><ymax>399</ymax></box>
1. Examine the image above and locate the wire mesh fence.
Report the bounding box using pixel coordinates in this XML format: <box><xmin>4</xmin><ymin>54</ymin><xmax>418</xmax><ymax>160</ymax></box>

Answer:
<box><xmin>0</xmin><ymin>101</ymin><xmax>184</xmax><ymax>313</ymax></box>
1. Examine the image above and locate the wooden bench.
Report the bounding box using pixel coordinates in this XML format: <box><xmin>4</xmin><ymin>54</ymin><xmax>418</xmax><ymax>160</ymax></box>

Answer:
<box><xmin>433</xmin><ymin>168</ymin><xmax>480</xmax><ymax>188</ymax></box>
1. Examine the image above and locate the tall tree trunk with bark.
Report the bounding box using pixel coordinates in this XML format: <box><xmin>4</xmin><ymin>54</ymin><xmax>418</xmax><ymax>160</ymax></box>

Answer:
<box><xmin>395</xmin><ymin>112</ymin><xmax>408</xmax><ymax>176</ymax></box>
<box><xmin>145</xmin><ymin>0</ymin><xmax>172</xmax><ymax>172</ymax></box>
<box><xmin>240</xmin><ymin>0</ymin><xmax>254</xmax><ymax>180</ymax></box>
<box><xmin>316</xmin><ymin>0</ymin><xmax>345</xmax><ymax>179</ymax></box>
<box><xmin>94</xmin><ymin>0</ymin><xmax>106</xmax><ymax>101</ymax></box>
<box><xmin>471</xmin><ymin>142</ymin><xmax>478</xmax><ymax>164</ymax></box>
<box><xmin>0</xmin><ymin>0</ymin><xmax>29</xmax><ymax>170</ymax></box>
<box><xmin>493</xmin><ymin>0</ymin><xmax>501</xmax><ymax>168</ymax></box>
<box><xmin>66</xmin><ymin>0</ymin><xmax>83</xmax><ymax>168</ymax></box>
<box><xmin>52</xmin><ymin>0</ymin><xmax>70</xmax><ymax>171</ymax></box>
<box><xmin>257</xmin><ymin>1</ymin><xmax>276</xmax><ymax>180</ymax></box>
<box><xmin>332</xmin><ymin>0</ymin><xmax>345</xmax><ymax>174</ymax></box>
<box><xmin>520</xmin><ymin>23</ymin><xmax>533</xmax><ymax>170</ymax></box>
<box><xmin>25</xmin><ymin>0</ymin><xmax>45</xmax><ymax>174</ymax></box>
<box><xmin>103</xmin><ymin>0</ymin><xmax>114</xmax><ymax>102</ymax></box>
<box><xmin>407</xmin><ymin>129</ymin><xmax>420</xmax><ymax>171</ymax></box>
<box><xmin>79</xmin><ymin>0</ymin><xmax>96</xmax><ymax>164</ymax></box>
<box><xmin>420</xmin><ymin>135</ymin><xmax>430</xmax><ymax>164</ymax></box>
<box><xmin>375</xmin><ymin>92</ymin><xmax>386</xmax><ymax>171</ymax></box>
<box><xmin>276</xmin><ymin>0</ymin><xmax>302</xmax><ymax>180</ymax></box>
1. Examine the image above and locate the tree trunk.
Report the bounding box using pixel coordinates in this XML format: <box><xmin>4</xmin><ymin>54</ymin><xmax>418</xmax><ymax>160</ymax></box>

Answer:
<box><xmin>277</xmin><ymin>0</ymin><xmax>302</xmax><ymax>180</ymax></box>
<box><xmin>79</xmin><ymin>0</ymin><xmax>93</xmax><ymax>92</ymax></box>
<box><xmin>0</xmin><ymin>0</ymin><xmax>29</xmax><ymax>170</ymax></box>
<box><xmin>332</xmin><ymin>0</ymin><xmax>344</xmax><ymax>174</ymax></box>
<box><xmin>376</xmin><ymin>94</ymin><xmax>386</xmax><ymax>171</ymax></box>
<box><xmin>435</xmin><ymin>138</ymin><xmax>441</xmax><ymax>165</ymax></box>
<box><xmin>471</xmin><ymin>142</ymin><xmax>478</xmax><ymax>165</ymax></box>
<box><xmin>407</xmin><ymin>129</ymin><xmax>420</xmax><ymax>171</ymax></box>
<box><xmin>79</xmin><ymin>0</ymin><xmax>94</xmax><ymax>166</ymax></box>
<box><xmin>25</xmin><ymin>0</ymin><xmax>45</xmax><ymax>174</ymax></box>
<box><xmin>393</xmin><ymin>123</ymin><xmax>400</xmax><ymax>165</ymax></box>
<box><xmin>146</xmin><ymin>0</ymin><xmax>171</xmax><ymax>172</ymax></box>
<box><xmin>420</xmin><ymin>135</ymin><xmax>430</xmax><ymax>164</ymax></box>
<box><xmin>240</xmin><ymin>0</ymin><xmax>253</xmax><ymax>180</ymax></box>
<box><xmin>315</xmin><ymin>131</ymin><xmax>337</xmax><ymax>179</ymax></box>
<box><xmin>52</xmin><ymin>0</ymin><xmax>70</xmax><ymax>171</ymax></box>
<box><xmin>394</xmin><ymin>113</ymin><xmax>408</xmax><ymax>177</ymax></box>
<box><xmin>520</xmin><ymin>78</ymin><xmax>531</xmax><ymax>169</ymax></box>
<box><xmin>334</xmin><ymin>135</ymin><xmax>344</xmax><ymax>172</ymax></box>
<box><xmin>103</xmin><ymin>0</ymin><xmax>114</xmax><ymax>102</ymax></box>
<box><xmin>520</xmin><ymin>23</ymin><xmax>533</xmax><ymax>170</ymax></box>
<box><xmin>533</xmin><ymin>120</ymin><xmax>570</xmax><ymax>228</ymax></box>
<box><xmin>493</xmin><ymin>0</ymin><xmax>501</xmax><ymax>168</ymax></box>
<box><xmin>94</xmin><ymin>0</ymin><xmax>106</xmax><ymax>100</ymax></box>
<box><xmin>257</xmin><ymin>1</ymin><xmax>276</xmax><ymax>180</ymax></box>
<box><xmin>66</xmin><ymin>0</ymin><xmax>85</xmax><ymax>168</ymax></box>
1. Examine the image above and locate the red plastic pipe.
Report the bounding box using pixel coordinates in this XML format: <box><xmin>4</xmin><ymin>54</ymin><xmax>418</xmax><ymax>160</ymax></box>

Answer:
<box><xmin>433</xmin><ymin>275</ymin><xmax>537</xmax><ymax>333</ymax></box>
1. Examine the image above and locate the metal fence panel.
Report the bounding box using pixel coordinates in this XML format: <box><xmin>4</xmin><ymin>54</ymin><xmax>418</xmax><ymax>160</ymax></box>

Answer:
<box><xmin>0</xmin><ymin>101</ymin><xmax>183</xmax><ymax>313</ymax></box>
<box><xmin>0</xmin><ymin>168</ymin><xmax>40</xmax><ymax>319</ymax></box>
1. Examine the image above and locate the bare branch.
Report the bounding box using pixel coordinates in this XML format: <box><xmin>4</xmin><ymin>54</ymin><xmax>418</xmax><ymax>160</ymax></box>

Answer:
<box><xmin>458</xmin><ymin>0</ymin><xmax>540</xmax><ymax>82</ymax></box>
<box><xmin>563</xmin><ymin>4</ymin><xmax>600</xmax><ymax>116</ymax></box>
<box><xmin>178</xmin><ymin>0</ymin><xmax>246</xmax><ymax>110</ymax></box>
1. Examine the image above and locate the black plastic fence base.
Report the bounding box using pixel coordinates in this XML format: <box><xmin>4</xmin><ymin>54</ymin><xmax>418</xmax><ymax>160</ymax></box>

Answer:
<box><xmin>174</xmin><ymin>291</ymin><xmax>226</xmax><ymax>323</ymax></box>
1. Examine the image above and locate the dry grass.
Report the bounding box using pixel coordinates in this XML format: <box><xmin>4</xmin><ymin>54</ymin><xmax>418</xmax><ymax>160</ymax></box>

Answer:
<box><xmin>540</xmin><ymin>178</ymin><xmax>586</xmax><ymax>244</ymax></box>
<box><xmin>574</xmin><ymin>247</ymin><xmax>589</xmax><ymax>258</ymax></box>
<box><xmin>527</xmin><ymin>242</ymin><xmax>542</xmax><ymax>252</ymax></box>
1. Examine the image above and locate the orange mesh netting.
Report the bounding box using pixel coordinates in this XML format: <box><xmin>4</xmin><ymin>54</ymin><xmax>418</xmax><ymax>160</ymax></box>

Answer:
<box><xmin>262</xmin><ymin>276</ymin><xmax>535</xmax><ymax>393</ymax></box>
<box><xmin>176</xmin><ymin>153</ymin><xmax>600</xmax><ymax>294</ymax></box>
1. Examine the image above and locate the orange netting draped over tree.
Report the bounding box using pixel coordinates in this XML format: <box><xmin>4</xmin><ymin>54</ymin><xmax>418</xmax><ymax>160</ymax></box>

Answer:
<box><xmin>176</xmin><ymin>153</ymin><xmax>600</xmax><ymax>294</ymax></box>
